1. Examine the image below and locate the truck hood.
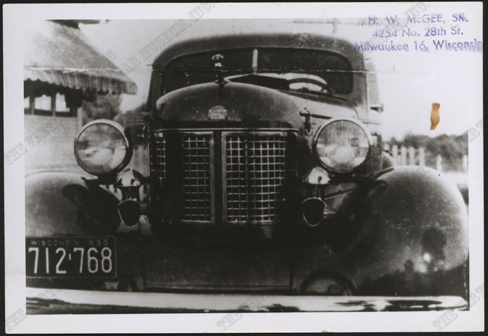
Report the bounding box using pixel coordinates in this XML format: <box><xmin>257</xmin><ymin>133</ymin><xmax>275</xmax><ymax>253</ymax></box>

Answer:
<box><xmin>153</xmin><ymin>82</ymin><xmax>358</xmax><ymax>128</ymax></box>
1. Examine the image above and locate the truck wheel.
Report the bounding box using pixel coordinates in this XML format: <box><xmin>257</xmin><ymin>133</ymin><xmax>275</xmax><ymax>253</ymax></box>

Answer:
<box><xmin>116</xmin><ymin>277</ymin><xmax>136</xmax><ymax>292</ymax></box>
<box><xmin>300</xmin><ymin>273</ymin><xmax>354</xmax><ymax>296</ymax></box>
<box><xmin>100</xmin><ymin>277</ymin><xmax>137</xmax><ymax>292</ymax></box>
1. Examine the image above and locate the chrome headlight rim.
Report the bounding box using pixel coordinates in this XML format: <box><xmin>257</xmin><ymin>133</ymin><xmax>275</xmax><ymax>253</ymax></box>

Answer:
<box><xmin>312</xmin><ymin>118</ymin><xmax>373</xmax><ymax>174</ymax></box>
<box><xmin>74</xmin><ymin>119</ymin><xmax>132</xmax><ymax>176</ymax></box>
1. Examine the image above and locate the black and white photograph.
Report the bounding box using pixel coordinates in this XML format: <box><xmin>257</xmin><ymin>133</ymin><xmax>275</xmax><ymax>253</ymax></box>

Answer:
<box><xmin>4</xmin><ymin>2</ymin><xmax>483</xmax><ymax>333</ymax></box>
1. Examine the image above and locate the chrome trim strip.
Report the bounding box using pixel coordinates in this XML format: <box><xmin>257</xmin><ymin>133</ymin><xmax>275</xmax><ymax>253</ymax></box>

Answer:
<box><xmin>151</xmin><ymin>128</ymin><xmax>298</xmax><ymax>132</ymax></box>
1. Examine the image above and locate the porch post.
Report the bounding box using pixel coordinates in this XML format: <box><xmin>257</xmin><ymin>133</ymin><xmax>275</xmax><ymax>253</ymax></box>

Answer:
<box><xmin>77</xmin><ymin>107</ymin><xmax>83</xmax><ymax>131</ymax></box>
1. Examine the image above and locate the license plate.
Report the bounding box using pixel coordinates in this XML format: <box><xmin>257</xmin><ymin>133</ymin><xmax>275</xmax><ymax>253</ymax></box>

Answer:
<box><xmin>26</xmin><ymin>237</ymin><xmax>116</xmax><ymax>278</ymax></box>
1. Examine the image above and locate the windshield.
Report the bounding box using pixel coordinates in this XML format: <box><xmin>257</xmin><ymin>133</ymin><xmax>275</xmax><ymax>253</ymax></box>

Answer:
<box><xmin>162</xmin><ymin>48</ymin><xmax>353</xmax><ymax>95</ymax></box>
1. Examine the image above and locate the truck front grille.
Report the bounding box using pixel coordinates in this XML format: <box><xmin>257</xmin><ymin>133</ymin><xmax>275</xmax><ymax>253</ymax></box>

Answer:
<box><xmin>224</xmin><ymin>133</ymin><xmax>287</xmax><ymax>224</ymax></box>
<box><xmin>152</xmin><ymin>133</ymin><xmax>166</xmax><ymax>183</ymax></box>
<box><xmin>150</xmin><ymin>129</ymin><xmax>295</xmax><ymax>225</ymax></box>
<box><xmin>181</xmin><ymin>134</ymin><xmax>212</xmax><ymax>221</ymax></box>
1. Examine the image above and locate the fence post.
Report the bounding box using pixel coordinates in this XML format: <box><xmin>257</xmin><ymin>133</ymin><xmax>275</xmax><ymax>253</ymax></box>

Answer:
<box><xmin>463</xmin><ymin>155</ymin><xmax>468</xmax><ymax>172</ymax></box>
<box><xmin>418</xmin><ymin>147</ymin><xmax>425</xmax><ymax>166</ymax></box>
<box><xmin>436</xmin><ymin>154</ymin><xmax>443</xmax><ymax>172</ymax></box>
<box><xmin>401</xmin><ymin>146</ymin><xmax>407</xmax><ymax>165</ymax></box>
<box><xmin>392</xmin><ymin>145</ymin><xmax>398</xmax><ymax>164</ymax></box>
<box><xmin>408</xmin><ymin>146</ymin><xmax>415</xmax><ymax>165</ymax></box>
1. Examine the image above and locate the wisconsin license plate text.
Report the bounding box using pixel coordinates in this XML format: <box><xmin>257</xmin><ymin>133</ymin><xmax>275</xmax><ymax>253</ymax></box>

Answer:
<box><xmin>26</xmin><ymin>237</ymin><xmax>116</xmax><ymax>278</ymax></box>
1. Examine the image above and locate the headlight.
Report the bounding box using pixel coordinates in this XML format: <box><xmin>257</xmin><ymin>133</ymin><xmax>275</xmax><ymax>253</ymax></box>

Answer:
<box><xmin>313</xmin><ymin>118</ymin><xmax>372</xmax><ymax>173</ymax></box>
<box><xmin>74</xmin><ymin>120</ymin><xmax>132</xmax><ymax>176</ymax></box>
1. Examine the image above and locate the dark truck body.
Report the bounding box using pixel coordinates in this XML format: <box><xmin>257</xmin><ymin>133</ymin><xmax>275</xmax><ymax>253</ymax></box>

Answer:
<box><xmin>26</xmin><ymin>32</ymin><xmax>468</xmax><ymax>312</ymax></box>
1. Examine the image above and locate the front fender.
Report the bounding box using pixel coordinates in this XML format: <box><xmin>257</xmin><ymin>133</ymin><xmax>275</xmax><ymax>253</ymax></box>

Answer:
<box><xmin>25</xmin><ymin>172</ymin><xmax>147</xmax><ymax>291</ymax></box>
<box><xmin>26</xmin><ymin>172</ymin><xmax>121</xmax><ymax>237</ymax></box>
<box><xmin>341</xmin><ymin>166</ymin><xmax>468</xmax><ymax>297</ymax></box>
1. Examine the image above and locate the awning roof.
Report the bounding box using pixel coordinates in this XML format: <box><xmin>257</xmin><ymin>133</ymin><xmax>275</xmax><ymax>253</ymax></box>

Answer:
<box><xmin>24</xmin><ymin>20</ymin><xmax>137</xmax><ymax>95</ymax></box>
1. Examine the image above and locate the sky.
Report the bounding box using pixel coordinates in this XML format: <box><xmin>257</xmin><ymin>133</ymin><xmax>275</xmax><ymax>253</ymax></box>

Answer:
<box><xmin>79</xmin><ymin>16</ymin><xmax>482</xmax><ymax>141</ymax></box>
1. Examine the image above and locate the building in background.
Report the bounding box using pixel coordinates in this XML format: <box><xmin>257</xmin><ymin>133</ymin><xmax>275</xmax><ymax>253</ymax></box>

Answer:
<box><xmin>24</xmin><ymin>20</ymin><xmax>137</xmax><ymax>174</ymax></box>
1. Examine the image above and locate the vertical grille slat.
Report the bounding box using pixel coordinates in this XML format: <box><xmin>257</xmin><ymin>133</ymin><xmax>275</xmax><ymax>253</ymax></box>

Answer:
<box><xmin>150</xmin><ymin>132</ymin><xmax>166</xmax><ymax>198</ymax></box>
<box><xmin>150</xmin><ymin>129</ymin><xmax>294</xmax><ymax>226</ymax></box>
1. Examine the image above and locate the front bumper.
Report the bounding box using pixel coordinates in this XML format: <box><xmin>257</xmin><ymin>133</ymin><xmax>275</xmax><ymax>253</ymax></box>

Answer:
<box><xmin>26</xmin><ymin>287</ymin><xmax>467</xmax><ymax>314</ymax></box>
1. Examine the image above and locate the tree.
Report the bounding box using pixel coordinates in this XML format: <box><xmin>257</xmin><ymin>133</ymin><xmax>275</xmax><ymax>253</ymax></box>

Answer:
<box><xmin>82</xmin><ymin>93</ymin><xmax>122</xmax><ymax>124</ymax></box>
<box><xmin>386</xmin><ymin>132</ymin><xmax>468</xmax><ymax>171</ymax></box>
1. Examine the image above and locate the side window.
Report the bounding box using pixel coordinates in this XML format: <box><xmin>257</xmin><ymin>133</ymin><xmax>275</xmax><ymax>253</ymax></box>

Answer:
<box><xmin>24</xmin><ymin>90</ymin><xmax>75</xmax><ymax>117</ymax></box>
<box><xmin>54</xmin><ymin>93</ymin><xmax>70</xmax><ymax>113</ymax></box>
<box><xmin>34</xmin><ymin>94</ymin><xmax>51</xmax><ymax>111</ymax></box>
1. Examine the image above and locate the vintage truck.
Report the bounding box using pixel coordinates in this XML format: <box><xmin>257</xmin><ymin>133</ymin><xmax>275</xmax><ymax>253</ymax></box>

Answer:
<box><xmin>26</xmin><ymin>31</ymin><xmax>469</xmax><ymax>312</ymax></box>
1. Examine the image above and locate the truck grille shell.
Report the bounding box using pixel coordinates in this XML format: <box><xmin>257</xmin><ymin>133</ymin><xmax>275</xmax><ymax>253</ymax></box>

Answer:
<box><xmin>149</xmin><ymin>129</ymin><xmax>296</xmax><ymax>226</ymax></box>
